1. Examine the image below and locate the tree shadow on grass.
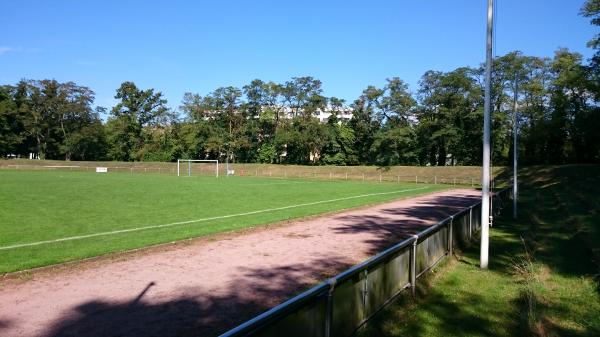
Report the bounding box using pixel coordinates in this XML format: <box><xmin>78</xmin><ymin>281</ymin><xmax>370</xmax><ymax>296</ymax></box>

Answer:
<box><xmin>358</xmin><ymin>263</ymin><xmax>522</xmax><ymax>337</ymax></box>
<box><xmin>359</xmin><ymin>166</ymin><xmax>600</xmax><ymax>337</ymax></box>
<box><xmin>498</xmin><ymin>165</ymin><xmax>600</xmax><ymax>280</ymax></box>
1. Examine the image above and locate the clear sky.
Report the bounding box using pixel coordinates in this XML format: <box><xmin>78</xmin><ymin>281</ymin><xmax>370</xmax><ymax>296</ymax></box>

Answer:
<box><xmin>0</xmin><ymin>0</ymin><xmax>596</xmax><ymax>112</ymax></box>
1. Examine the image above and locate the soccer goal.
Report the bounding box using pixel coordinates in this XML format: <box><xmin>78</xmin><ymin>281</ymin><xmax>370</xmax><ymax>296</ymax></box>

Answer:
<box><xmin>177</xmin><ymin>159</ymin><xmax>219</xmax><ymax>177</ymax></box>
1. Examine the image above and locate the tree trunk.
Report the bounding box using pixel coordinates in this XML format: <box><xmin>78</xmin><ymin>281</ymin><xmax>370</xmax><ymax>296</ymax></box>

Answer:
<box><xmin>437</xmin><ymin>143</ymin><xmax>447</xmax><ymax>166</ymax></box>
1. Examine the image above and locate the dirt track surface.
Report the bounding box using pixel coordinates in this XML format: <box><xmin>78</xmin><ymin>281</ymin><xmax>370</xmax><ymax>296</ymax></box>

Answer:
<box><xmin>0</xmin><ymin>189</ymin><xmax>480</xmax><ymax>337</ymax></box>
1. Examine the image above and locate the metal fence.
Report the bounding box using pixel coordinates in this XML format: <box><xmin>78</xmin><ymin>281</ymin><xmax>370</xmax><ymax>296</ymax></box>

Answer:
<box><xmin>0</xmin><ymin>163</ymin><xmax>490</xmax><ymax>187</ymax></box>
<box><xmin>250</xmin><ymin>168</ymin><xmax>480</xmax><ymax>187</ymax></box>
<box><xmin>0</xmin><ymin>163</ymin><xmax>178</xmax><ymax>175</ymax></box>
<box><xmin>220</xmin><ymin>188</ymin><xmax>510</xmax><ymax>337</ymax></box>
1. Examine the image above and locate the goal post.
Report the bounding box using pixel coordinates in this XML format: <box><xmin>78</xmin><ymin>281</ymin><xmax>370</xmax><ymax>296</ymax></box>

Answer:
<box><xmin>177</xmin><ymin>159</ymin><xmax>219</xmax><ymax>177</ymax></box>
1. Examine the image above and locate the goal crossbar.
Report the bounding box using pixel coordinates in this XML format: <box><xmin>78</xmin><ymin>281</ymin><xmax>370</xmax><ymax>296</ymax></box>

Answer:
<box><xmin>177</xmin><ymin>159</ymin><xmax>219</xmax><ymax>177</ymax></box>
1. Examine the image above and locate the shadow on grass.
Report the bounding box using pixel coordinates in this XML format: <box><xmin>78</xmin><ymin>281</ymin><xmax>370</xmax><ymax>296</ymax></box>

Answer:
<box><xmin>513</xmin><ymin>165</ymin><xmax>599</xmax><ymax>280</ymax></box>
<box><xmin>359</xmin><ymin>165</ymin><xmax>600</xmax><ymax>337</ymax></box>
<box><xmin>358</xmin><ymin>258</ymin><xmax>523</xmax><ymax>337</ymax></box>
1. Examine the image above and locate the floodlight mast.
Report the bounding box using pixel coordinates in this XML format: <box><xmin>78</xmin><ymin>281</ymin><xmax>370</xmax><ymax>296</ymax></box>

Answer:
<box><xmin>481</xmin><ymin>0</ymin><xmax>494</xmax><ymax>269</ymax></box>
<box><xmin>513</xmin><ymin>75</ymin><xmax>518</xmax><ymax>219</ymax></box>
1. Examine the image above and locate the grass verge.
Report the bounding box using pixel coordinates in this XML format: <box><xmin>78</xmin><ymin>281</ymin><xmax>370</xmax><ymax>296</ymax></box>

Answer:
<box><xmin>357</xmin><ymin>165</ymin><xmax>600</xmax><ymax>337</ymax></box>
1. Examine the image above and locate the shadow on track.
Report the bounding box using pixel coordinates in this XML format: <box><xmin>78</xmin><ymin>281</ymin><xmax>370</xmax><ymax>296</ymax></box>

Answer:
<box><xmin>40</xmin><ymin>259</ymin><xmax>352</xmax><ymax>337</ymax></box>
<box><xmin>332</xmin><ymin>193</ymin><xmax>480</xmax><ymax>256</ymax></box>
<box><xmin>40</xmin><ymin>192</ymin><xmax>482</xmax><ymax>337</ymax></box>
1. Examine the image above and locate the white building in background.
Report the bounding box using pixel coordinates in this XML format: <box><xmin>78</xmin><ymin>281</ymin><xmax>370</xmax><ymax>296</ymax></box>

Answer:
<box><xmin>202</xmin><ymin>105</ymin><xmax>355</xmax><ymax>124</ymax></box>
<box><xmin>314</xmin><ymin>106</ymin><xmax>354</xmax><ymax>123</ymax></box>
<box><xmin>275</xmin><ymin>105</ymin><xmax>354</xmax><ymax>123</ymax></box>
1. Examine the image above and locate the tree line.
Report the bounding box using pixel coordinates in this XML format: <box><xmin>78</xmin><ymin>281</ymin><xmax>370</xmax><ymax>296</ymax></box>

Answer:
<box><xmin>1</xmin><ymin>3</ymin><xmax>599</xmax><ymax>166</ymax></box>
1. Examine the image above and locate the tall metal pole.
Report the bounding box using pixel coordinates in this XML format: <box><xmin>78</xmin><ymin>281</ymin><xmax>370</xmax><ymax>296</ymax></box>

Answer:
<box><xmin>513</xmin><ymin>75</ymin><xmax>518</xmax><ymax>219</ymax></box>
<box><xmin>481</xmin><ymin>0</ymin><xmax>494</xmax><ymax>269</ymax></box>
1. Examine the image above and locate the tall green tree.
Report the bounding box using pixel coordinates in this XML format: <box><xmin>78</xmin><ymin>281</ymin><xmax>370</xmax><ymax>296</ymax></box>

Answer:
<box><xmin>0</xmin><ymin>85</ymin><xmax>25</xmax><ymax>157</ymax></box>
<box><xmin>369</xmin><ymin>78</ymin><xmax>418</xmax><ymax>166</ymax></box>
<box><xmin>2</xmin><ymin>80</ymin><xmax>105</xmax><ymax>160</ymax></box>
<box><xmin>348</xmin><ymin>86</ymin><xmax>383</xmax><ymax>164</ymax></box>
<box><xmin>107</xmin><ymin>81</ymin><xmax>171</xmax><ymax>161</ymax></box>
<box><xmin>416</xmin><ymin>68</ymin><xmax>483</xmax><ymax>166</ymax></box>
<box><xmin>549</xmin><ymin>49</ymin><xmax>596</xmax><ymax>162</ymax></box>
<box><xmin>581</xmin><ymin>0</ymin><xmax>600</xmax><ymax>79</ymax></box>
<box><xmin>282</xmin><ymin>77</ymin><xmax>324</xmax><ymax>117</ymax></box>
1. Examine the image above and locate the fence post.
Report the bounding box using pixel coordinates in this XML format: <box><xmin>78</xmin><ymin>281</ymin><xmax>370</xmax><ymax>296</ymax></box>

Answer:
<box><xmin>362</xmin><ymin>269</ymin><xmax>369</xmax><ymax>322</ymax></box>
<box><xmin>434</xmin><ymin>175</ymin><xmax>437</xmax><ymax>184</ymax></box>
<box><xmin>324</xmin><ymin>279</ymin><xmax>336</xmax><ymax>337</ymax></box>
<box><xmin>410</xmin><ymin>235</ymin><xmax>419</xmax><ymax>296</ymax></box>
<box><xmin>448</xmin><ymin>216</ymin><xmax>454</xmax><ymax>257</ymax></box>
<box><xmin>471</xmin><ymin>178</ymin><xmax>474</xmax><ymax>187</ymax></box>
<box><xmin>379</xmin><ymin>173</ymin><xmax>382</xmax><ymax>183</ymax></box>
<box><xmin>469</xmin><ymin>207</ymin><xmax>473</xmax><ymax>240</ymax></box>
<box><xmin>415</xmin><ymin>175</ymin><xmax>418</xmax><ymax>184</ymax></box>
<box><xmin>397</xmin><ymin>175</ymin><xmax>400</xmax><ymax>183</ymax></box>
<box><xmin>453</xmin><ymin>178</ymin><xmax>456</xmax><ymax>186</ymax></box>
<box><xmin>362</xmin><ymin>173</ymin><xmax>365</xmax><ymax>182</ymax></box>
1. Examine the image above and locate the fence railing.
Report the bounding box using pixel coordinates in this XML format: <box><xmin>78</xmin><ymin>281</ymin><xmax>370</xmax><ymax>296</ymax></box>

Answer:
<box><xmin>219</xmin><ymin>188</ymin><xmax>511</xmax><ymax>337</ymax></box>
<box><xmin>0</xmin><ymin>163</ymin><xmax>178</xmax><ymax>175</ymax></box>
<box><xmin>249</xmin><ymin>167</ymin><xmax>481</xmax><ymax>187</ymax></box>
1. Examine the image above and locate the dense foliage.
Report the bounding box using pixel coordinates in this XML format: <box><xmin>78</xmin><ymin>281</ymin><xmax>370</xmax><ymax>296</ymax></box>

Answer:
<box><xmin>1</xmin><ymin>3</ymin><xmax>599</xmax><ymax>166</ymax></box>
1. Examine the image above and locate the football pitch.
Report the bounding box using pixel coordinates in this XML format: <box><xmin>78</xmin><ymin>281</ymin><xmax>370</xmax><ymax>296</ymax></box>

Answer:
<box><xmin>0</xmin><ymin>170</ymin><xmax>450</xmax><ymax>274</ymax></box>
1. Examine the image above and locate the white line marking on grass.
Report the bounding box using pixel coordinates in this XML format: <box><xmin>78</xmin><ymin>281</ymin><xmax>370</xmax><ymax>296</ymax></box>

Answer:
<box><xmin>0</xmin><ymin>186</ymin><xmax>431</xmax><ymax>250</ymax></box>
<box><xmin>238</xmin><ymin>180</ymin><xmax>320</xmax><ymax>187</ymax></box>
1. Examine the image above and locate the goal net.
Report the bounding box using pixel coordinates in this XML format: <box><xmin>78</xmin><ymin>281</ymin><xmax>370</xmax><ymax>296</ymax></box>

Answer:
<box><xmin>177</xmin><ymin>159</ymin><xmax>219</xmax><ymax>177</ymax></box>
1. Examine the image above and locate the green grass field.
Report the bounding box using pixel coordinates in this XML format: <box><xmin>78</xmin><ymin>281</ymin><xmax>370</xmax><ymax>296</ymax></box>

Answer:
<box><xmin>0</xmin><ymin>170</ymin><xmax>450</xmax><ymax>274</ymax></box>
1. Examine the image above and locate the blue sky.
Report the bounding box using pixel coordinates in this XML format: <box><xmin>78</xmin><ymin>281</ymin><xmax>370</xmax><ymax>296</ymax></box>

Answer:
<box><xmin>0</xmin><ymin>0</ymin><xmax>596</xmax><ymax>112</ymax></box>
